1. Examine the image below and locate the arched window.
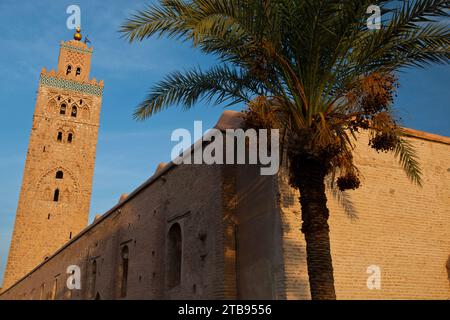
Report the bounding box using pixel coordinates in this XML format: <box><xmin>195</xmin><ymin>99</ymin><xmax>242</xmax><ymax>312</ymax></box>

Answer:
<box><xmin>53</xmin><ymin>189</ymin><xmax>60</xmax><ymax>202</ymax></box>
<box><xmin>56</xmin><ymin>171</ymin><xmax>63</xmax><ymax>179</ymax></box>
<box><xmin>39</xmin><ymin>283</ymin><xmax>45</xmax><ymax>300</ymax></box>
<box><xmin>51</xmin><ymin>278</ymin><xmax>58</xmax><ymax>300</ymax></box>
<box><xmin>167</xmin><ymin>223</ymin><xmax>182</xmax><ymax>288</ymax></box>
<box><xmin>67</xmin><ymin>133</ymin><xmax>73</xmax><ymax>143</ymax></box>
<box><xmin>119</xmin><ymin>246</ymin><xmax>129</xmax><ymax>298</ymax></box>
<box><xmin>57</xmin><ymin>132</ymin><xmax>63</xmax><ymax>142</ymax></box>
<box><xmin>90</xmin><ymin>260</ymin><xmax>97</xmax><ymax>299</ymax></box>
<box><xmin>60</xmin><ymin>104</ymin><xmax>66</xmax><ymax>115</ymax></box>
<box><xmin>71</xmin><ymin>106</ymin><xmax>77</xmax><ymax>117</ymax></box>
<box><xmin>76</xmin><ymin>67</ymin><xmax>81</xmax><ymax>76</ymax></box>
<box><xmin>48</xmin><ymin>99</ymin><xmax>56</xmax><ymax>112</ymax></box>
<box><xmin>66</xmin><ymin>65</ymin><xmax>72</xmax><ymax>75</ymax></box>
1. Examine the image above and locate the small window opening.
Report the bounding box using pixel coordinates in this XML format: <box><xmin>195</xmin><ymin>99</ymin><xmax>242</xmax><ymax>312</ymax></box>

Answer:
<box><xmin>90</xmin><ymin>260</ymin><xmax>97</xmax><ymax>298</ymax></box>
<box><xmin>167</xmin><ymin>223</ymin><xmax>182</xmax><ymax>288</ymax></box>
<box><xmin>57</xmin><ymin>132</ymin><xmax>63</xmax><ymax>142</ymax></box>
<box><xmin>71</xmin><ymin>106</ymin><xmax>77</xmax><ymax>117</ymax></box>
<box><xmin>39</xmin><ymin>283</ymin><xmax>45</xmax><ymax>300</ymax></box>
<box><xmin>56</xmin><ymin>171</ymin><xmax>63</xmax><ymax>179</ymax></box>
<box><xmin>68</xmin><ymin>133</ymin><xmax>73</xmax><ymax>143</ymax></box>
<box><xmin>119</xmin><ymin>246</ymin><xmax>129</xmax><ymax>298</ymax></box>
<box><xmin>51</xmin><ymin>278</ymin><xmax>57</xmax><ymax>300</ymax></box>
<box><xmin>53</xmin><ymin>189</ymin><xmax>60</xmax><ymax>202</ymax></box>
<box><xmin>66</xmin><ymin>65</ymin><xmax>72</xmax><ymax>75</ymax></box>
<box><xmin>76</xmin><ymin>67</ymin><xmax>81</xmax><ymax>76</ymax></box>
<box><xmin>60</xmin><ymin>104</ymin><xmax>66</xmax><ymax>115</ymax></box>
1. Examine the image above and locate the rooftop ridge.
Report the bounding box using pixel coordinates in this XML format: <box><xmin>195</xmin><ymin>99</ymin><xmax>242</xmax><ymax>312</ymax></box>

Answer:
<box><xmin>402</xmin><ymin>127</ymin><xmax>450</xmax><ymax>145</ymax></box>
<box><xmin>2</xmin><ymin>110</ymin><xmax>447</xmax><ymax>295</ymax></box>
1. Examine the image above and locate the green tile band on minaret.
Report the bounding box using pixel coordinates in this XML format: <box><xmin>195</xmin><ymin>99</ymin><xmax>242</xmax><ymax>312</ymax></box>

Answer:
<box><xmin>2</xmin><ymin>32</ymin><xmax>103</xmax><ymax>291</ymax></box>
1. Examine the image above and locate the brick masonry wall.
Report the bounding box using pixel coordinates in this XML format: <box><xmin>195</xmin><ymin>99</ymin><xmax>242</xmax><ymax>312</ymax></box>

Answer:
<box><xmin>0</xmin><ymin>163</ymin><xmax>226</xmax><ymax>300</ymax></box>
<box><xmin>2</xmin><ymin>39</ymin><xmax>102</xmax><ymax>290</ymax></box>
<box><xmin>234</xmin><ymin>164</ymin><xmax>286</xmax><ymax>299</ymax></box>
<box><xmin>1</xmin><ymin>126</ymin><xmax>448</xmax><ymax>300</ymax></box>
<box><xmin>278</xmin><ymin>131</ymin><xmax>450</xmax><ymax>299</ymax></box>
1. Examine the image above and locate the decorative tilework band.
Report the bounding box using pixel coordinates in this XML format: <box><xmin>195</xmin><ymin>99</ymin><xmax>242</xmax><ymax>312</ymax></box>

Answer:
<box><xmin>40</xmin><ymin>74</ymin><xmax>103</xmax><ymax>96</ymax></box>
<box><xmin>60</xmin><ymin>43</ymin><xmax>93</xmax><ymax>55</ymax></box>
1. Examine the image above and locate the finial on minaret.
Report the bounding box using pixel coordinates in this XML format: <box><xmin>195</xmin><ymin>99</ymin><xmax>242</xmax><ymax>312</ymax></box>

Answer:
<box><xmin>74</xmin><ymin>26</ymin><xmax>82</xmax><ymax>41</ymax></box>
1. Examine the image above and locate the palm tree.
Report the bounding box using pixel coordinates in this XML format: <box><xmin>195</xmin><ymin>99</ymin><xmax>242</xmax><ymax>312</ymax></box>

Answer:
<box><xmin>120</xmin><ymin>0</ymin><xmax>450</xmax><ymax>299</ymax></box>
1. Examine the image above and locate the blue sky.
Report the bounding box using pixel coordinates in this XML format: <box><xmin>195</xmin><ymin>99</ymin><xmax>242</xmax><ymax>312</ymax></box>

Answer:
<box><xmin>0</xmin><ymin>1</ymin><xmax>448</xmax><ymax>285</ymax></box>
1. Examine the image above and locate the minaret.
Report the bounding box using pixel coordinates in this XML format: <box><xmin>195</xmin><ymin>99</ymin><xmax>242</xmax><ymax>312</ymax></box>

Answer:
<box><xmin>2</xmin><ymin>28</ymin><xmax>104</xmax><ymax>289</ymax></box>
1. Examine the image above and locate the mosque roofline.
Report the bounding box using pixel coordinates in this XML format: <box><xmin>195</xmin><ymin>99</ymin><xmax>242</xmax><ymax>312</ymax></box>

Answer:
<box><xmin>402</xmin><ymin>127</ymin><xmax>450</xmax><ymax>145</ymax></box>
<box><xmin>1</xmin><ymin>111</ymin><xmax>237</xmax><ymax>294</ymax></box>
<box><xmin>1</xmin><ymin>110</ymin><xmax>448</xmax><ymax>294</ymax></box>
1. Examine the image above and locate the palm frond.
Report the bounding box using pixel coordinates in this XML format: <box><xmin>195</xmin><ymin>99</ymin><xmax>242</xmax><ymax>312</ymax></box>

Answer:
<box><xmin>394</xmin><ymin>135</ymin><xmax>423</xmax><ymax>186</ymax></box>
<box><xmin>119</xmin><ymin>0</ymin><xmax>190</xmax><ymax>42</ymax></box>
<box><xmin>351</xmin><ymin>0</ymin><xmax>450</xmax><ymax>73</ymax></box>
<box><xmin>120</xmin><ymin>0</ymin><xmax>446</xmax><ymax>191</ymax></box>
<box><xmin>133</xmin><ymin>65</ymin><xmax>260</xmax><ymax>120</ymax></box>
<box><xmin>327</xmin><ymin>177</ymin><xmax>359</xmax><ymax>220</ymax></box>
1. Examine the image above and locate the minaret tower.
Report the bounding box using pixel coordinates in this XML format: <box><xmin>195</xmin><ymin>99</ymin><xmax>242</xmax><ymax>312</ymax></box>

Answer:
<box><xmin>2</xmin><ymin>28</ymin><xmax>104</xmax><ymax>289</ymax></box>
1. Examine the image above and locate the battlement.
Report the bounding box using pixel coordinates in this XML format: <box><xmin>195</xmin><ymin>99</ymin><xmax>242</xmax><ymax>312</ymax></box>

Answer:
<box><xmin>1</xmin><ymin>34</ymin><xmax>103</xmax><ymax>291</ymax></box>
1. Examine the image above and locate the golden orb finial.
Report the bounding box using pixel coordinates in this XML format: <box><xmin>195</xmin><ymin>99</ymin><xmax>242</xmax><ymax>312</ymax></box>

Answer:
<box><xmin>74</xmin><ymin>26</ymin><xmax>82</xmax><ymax>41</ymax></box>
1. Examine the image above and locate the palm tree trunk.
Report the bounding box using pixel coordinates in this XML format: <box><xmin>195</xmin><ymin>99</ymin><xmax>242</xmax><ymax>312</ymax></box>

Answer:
<box><xmin>290</xmin><ymin>156</ymin><xmax>336</xmax><ymax>300</ymax></box>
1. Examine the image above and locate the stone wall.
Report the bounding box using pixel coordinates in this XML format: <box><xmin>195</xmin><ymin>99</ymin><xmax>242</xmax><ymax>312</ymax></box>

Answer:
<box><xmin>0</xmin><ymin>163</ymin><xmax>227</xmax><ymax>300</ymax></box>
<box><xmin>2</xmin><ymin>39</ymin><xmax>103</xmax><ymax>289</ymax></box>
<box><xmin>279</xmin><ymin>130</ymin><xmax>450</xmax><ymax>299</ymax></box>
<box><xmin>1</xmin><ymin>111</ymin><xmax>449</xmax><ymax>300</ymax></box>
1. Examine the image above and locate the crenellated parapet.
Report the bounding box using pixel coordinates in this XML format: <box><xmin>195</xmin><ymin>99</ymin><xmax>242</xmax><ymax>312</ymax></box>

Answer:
<box><xmin>2</xmin><ymin>29</ymin><xmax>104</xmax><ymax>292</ymax></box>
